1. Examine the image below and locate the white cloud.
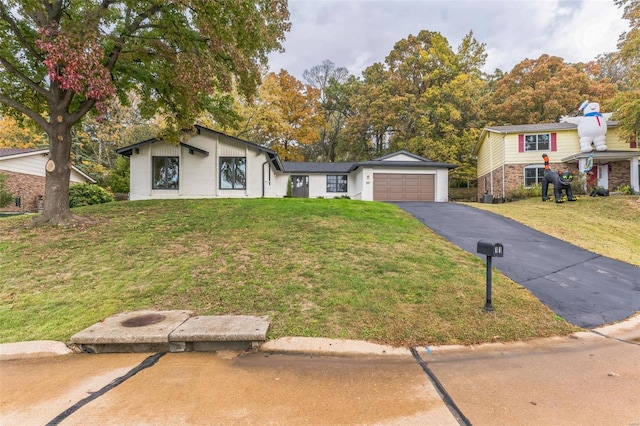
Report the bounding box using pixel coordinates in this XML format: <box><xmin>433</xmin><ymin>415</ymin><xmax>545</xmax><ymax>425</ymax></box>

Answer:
<box><xmin>268</xmin><ymin>0</ymin><xmax>629</xmax><ymax>80</ymax></box>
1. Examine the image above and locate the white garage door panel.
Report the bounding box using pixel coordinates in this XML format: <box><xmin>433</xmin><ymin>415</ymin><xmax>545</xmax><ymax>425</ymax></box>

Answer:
<box><xmin>373</xmin><ymin>173</ymin><xmax>434</xmax><ymax>201</ymax></box>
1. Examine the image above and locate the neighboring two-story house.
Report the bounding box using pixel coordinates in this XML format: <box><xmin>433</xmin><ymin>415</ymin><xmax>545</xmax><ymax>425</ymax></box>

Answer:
<box><xmin>475</xmin><ymin>122</ymin><xmax>639</xmax><ymax>201</ymax></box>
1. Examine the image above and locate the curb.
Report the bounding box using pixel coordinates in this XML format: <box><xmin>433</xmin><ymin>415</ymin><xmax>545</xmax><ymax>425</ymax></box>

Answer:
<box><xmin>0</xmin><ymin>340</ymin><xmax>71</xmax><ymax>361</ymax></box>
<box><xmin>2</xmin><ymin>313</ymin><xmax>638</xmax><ymax>361</ymax></box>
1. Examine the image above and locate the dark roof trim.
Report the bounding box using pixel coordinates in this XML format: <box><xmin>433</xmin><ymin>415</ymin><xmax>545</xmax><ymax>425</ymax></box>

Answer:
<box><xmin>115</xmin><ymin>137</ymin><xmax>158</xmax><ymax>157</ymax></box>
<box><xmin>180</xmin><ymin>142</ymin><xmax>208</xmax><ymax>156</ymax></box>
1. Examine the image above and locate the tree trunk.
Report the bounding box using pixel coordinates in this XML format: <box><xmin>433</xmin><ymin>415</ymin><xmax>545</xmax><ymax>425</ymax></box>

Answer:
<box><xmin>31</xmin><ymin>119</ymin><xmax>77</xmax><ymax>226</ymax></box>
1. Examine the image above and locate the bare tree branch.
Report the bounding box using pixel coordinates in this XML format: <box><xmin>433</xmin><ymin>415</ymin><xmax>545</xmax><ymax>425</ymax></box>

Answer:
<box><xmin>0</xmin><ymin>55</ymin><xmax>49</xmax><ymax>98</ymax></box>
<box><xmin>0</xmin><ymin>2</ymin><xmax>43</xmax><ymax>60</ymax></box>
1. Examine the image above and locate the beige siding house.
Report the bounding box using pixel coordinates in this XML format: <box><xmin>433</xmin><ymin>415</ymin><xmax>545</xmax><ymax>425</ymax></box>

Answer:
<box><xmin>117</xmin><ymin>126</ymin><xmax>458</xmax><ymax>203</ymax></box>
<box><xmin>0</xmin><ymin>148</ymin><xmax>96</xmax><ymax>213</ymax></box>
<box><xmin>475</xmin><ymin>122</ymin><xmax>640</xmax><ymax>201</ymax></box>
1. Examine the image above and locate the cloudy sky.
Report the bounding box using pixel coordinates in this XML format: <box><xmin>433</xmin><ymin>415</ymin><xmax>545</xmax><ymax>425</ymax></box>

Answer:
<box><xmin>267</xmin><ymin>0</ymin><xmax>629</xmax><ymax>80</ymax></box>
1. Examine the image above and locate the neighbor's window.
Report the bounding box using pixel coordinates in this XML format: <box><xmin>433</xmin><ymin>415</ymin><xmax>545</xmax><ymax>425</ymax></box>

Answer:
<box><xmin>220</xmin><ymin>157</ymin><xmax>246</xmax><ymax>189</ymax></box>
<box><xmin>524</xmin><ymin>165</ymin><xmax>545</xmax><ymax>187</ymax></box>
<box><xmin>525</xmin><ymin>134</ymin><xmax>550</xmax><ymax>151</ymax></box>
<box><xmin>152</xmin><ymin>156</ymin><xmax>179</xmax><ymax>189</ymax></box>
<box><xmin>326</xmin><ymin>175</ymin><xmax>348</xmax><ymax>193</ymax></box>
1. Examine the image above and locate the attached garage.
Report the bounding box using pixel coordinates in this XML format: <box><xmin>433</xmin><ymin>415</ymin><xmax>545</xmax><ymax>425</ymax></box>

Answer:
<box><xmin>373</xmin><ymin>173</ymin><xmax>435</xmax><ymax>201</ymax></box>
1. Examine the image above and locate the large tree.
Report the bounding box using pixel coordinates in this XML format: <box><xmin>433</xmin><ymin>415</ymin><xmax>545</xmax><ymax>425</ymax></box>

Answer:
<box><xmin>341</xmin><ymin>30</ymin><xmax>486</xmax><ymax>176</ymax></box>
<box><xmin>0</xmin><ymin>0</ymin><xmax>289</xmax><ymax>225</ymax></box>
<box><xmin>480</xmin><ymin>54</ymin><xmax>617</xmax><ymax>125</ymax></box>
<box><xmin>302</xmin><ymin>59</ymin><xmax>349</xmax><ymax>161</ymax></box>
<box><xmin>233</xmin><ymin>70</ymin><xmax>323</xmax><ymax>161</ymax></box>
<box><xmin>607</xmin><ymin>0</ymin><xmax>640</xmax><ymax>139</ymax></box>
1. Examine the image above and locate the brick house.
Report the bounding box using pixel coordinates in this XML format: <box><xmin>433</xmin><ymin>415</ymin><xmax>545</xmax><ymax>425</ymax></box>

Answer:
<box><xmin>0</xmin><ymin>148</ymin><xmax>95</xmax><ymax>213</ymax></box>
<box><xmin>474</xmin><ymin>122</ymin><xmax>640</xmax><ymax>201</ymax></box>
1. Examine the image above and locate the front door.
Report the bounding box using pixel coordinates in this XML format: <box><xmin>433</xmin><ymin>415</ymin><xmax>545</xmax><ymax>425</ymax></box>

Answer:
<box><xmin>597</xmin><ymin>165</ymin><xmax>609</xmax><ymax>189</ymax></box>
<box><xmin>292</xmin><ymin>175</ymin><xmax>309</xmax><ymax>198</ymax></box>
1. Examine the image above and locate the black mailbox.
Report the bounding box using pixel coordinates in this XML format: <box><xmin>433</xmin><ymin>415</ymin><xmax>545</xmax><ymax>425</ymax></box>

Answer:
<box><xmin>477</xmin><ymin>241</ymin><xmax>503</xmax><ymax>257</ymax></box>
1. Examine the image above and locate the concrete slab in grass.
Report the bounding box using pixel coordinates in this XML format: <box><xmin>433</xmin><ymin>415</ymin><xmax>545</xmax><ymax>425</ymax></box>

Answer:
<box><xmin>170</xmin><ymin>315</ymin><xmax>270</xmax><ymax>343</ymax></box>
<box><xmin>70</xmin><ymin>310</ymin><xmax>193</xmax><ymax>345</ymax></box>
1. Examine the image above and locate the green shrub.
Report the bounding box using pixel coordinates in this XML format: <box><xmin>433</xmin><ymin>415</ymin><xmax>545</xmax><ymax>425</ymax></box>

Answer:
<box><xmin>506</xmin><ymin>183</ymin><xmax>542</xmax><ymax>201</ymax></box>
<box><xmin>0</xmin><ymin>173</ymin><xmax>13</xmax><ymax>208</ymax></box>
<box><xmin>103</xmin><ymin>156</ymin><xmax>130</xmax><ymax>194</ymax></box>
<box><xmin>69</xmin><ymin>183</ymin><xmax>114</xmax><ymax>208</ymax></box>
<box><xmin>570</xmin><ymin>172</ymin><xmax>587</xmax><ymax>195</ymax></box>
<box><xmin>614</xmin><ymin>184</ymin><xmax>633</xmax><ymax>195</ymax></box>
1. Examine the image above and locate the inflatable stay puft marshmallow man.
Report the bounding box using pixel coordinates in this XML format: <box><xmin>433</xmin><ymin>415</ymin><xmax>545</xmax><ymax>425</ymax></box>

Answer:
<box><xmin>560</xmin><ymin>101</ymin><xmax>612</xmax><ymax>153</ymax></box>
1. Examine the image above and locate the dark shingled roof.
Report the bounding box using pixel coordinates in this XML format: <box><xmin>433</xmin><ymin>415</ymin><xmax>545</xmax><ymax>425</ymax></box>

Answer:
<box><xmin>282</xmin><ymin>162</ymin><xmax>356</xmax><ymax>173</ymax></box>
<box><xmin>484</xmin><ymin>121</ymin><xmax>618</xmax><ymax>134</ymax></box>
<box><xmin>283</xmin><ymin>150</ymin><xmax>458</xmax><ymax>172</ymax></box>
<box><xmin>0</xmin><ymin>148</ymin><xmax>47</xmax><ymax>157</ymax></box>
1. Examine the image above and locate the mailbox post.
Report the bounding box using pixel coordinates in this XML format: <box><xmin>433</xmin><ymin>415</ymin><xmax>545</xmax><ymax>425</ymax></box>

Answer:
<box><xmin>477</xmin><ymin>241</ymin><xmax>504</xmax><ymax>312</ymax></box>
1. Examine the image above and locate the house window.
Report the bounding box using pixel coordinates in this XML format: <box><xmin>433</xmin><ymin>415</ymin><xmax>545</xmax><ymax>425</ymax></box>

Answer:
<box><xmin>524</xmin><ymin>165</ymin><xmax>545</xmax><ymax>187</ymax></box>
<box><xmin>220</xmin><ymin>157</ymin><xmax>246</xmax><ymax>189</ymax></box>
<box><xmin>152</xmin><ymin>156</ymin><xmax>179</xmax><ymax>189</ymax></box>
<box><xmin>327</xmin><ymin>175</ymin><xmax>348</xmax><ymax>193</ymax></box>
<box><xmin>525</xmin><ymin>134</ymin><xmax>550</xmax><ymax>151</ymax></box>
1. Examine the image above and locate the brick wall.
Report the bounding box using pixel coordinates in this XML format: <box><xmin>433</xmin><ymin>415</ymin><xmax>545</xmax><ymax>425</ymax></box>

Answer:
<box><xmin>0</xmin><ymin>170</ymin><xmax>45</xmax><ymax>213</ymax></box>
<box><xmin>478</xmin><ymin>162</ymin><xmax>581</xmax><ymax>201</ymax></box>
<box><xmin>608</xmin><ymin>161</ymin><xmax>630</xmax><ymax>191</ymax></box>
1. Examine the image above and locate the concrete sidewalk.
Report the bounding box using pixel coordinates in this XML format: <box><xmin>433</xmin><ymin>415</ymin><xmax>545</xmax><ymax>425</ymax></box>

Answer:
<box><xmin>1</xmin><ymin>315</ymin><xmax>638</xmax><ymax>425</ymax></box>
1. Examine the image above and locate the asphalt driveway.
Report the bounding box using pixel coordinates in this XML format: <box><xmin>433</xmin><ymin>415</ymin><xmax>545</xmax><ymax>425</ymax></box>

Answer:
<box><xmin>393</xmin><ymin>202</ymin><xmax>640</xmax><ymax>328</ymax></box>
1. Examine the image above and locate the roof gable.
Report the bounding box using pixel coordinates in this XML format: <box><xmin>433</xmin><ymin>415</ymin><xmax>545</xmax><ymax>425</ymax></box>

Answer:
<box><xmin>0</xmin><ymin>147</ymin><xmax>95</xmax><ymax>183</ymax></box>
<box><xmin>0</xmin><ymin>148</ymin><xmax>48</xmax><ymax>159</ymax></box>
<box><xmin>374</xmin><ymin>150</ymin><xmax>432</xmax><ymax>162</ymax></box>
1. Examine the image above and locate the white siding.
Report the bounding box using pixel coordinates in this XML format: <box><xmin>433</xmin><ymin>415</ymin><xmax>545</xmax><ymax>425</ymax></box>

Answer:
<box><xmin>381</xmin><ymin>153</ymin><xmax>421</xmax><ymax>162</ymax></box>
<box><xmin>0</xmin><ymin>153</ymin><xmax>48</xmax><ymax>176</ymax></box>
<box><xmin>127</xmin><ymin>135</ymin><xmax>284</xmax><ymax>200</ymax></box>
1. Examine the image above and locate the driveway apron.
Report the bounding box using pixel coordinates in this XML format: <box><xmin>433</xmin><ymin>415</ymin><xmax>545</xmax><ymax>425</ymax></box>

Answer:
<box><xmin>393</xmin><ymin>202</ymin><xmax>640</xmax><ymax>328</ymax></box>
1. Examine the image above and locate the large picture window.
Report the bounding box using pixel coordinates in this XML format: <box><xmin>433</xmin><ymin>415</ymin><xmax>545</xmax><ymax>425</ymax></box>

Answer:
<box><xmin>525</xmin><ymin>134</ymin><xmax>550</xmax><ymax>151</ymax></box>
<box><xmin>326</xmin><ymin>175</ymin><xmax>348</xmax><ymax>193</ymax></box>
<box><xmin>220</xmin><ymin>157</ymin><xmax>246</xmax><ymax>189</ymax></box>
<box><xmin>524</xmin><ymin>165</ymin><xmax>545</xmax><ymax>187</ymax></box>
<box><xmin>152</xmin><ymin>156</ymin><xmax>179</xmax><ymax>189</ymax></box>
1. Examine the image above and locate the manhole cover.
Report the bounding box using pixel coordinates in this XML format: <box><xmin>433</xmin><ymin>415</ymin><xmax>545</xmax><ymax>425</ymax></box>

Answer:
<box><xmin>121</xmin><ymin>313</ymin><xmax>166</xmax><ymax>327</ymax></box>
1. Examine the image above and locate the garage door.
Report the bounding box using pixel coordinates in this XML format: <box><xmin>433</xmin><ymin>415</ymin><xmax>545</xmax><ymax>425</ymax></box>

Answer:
<box><xmin>373</xmin><ymin>173</ymin><xmax>435</xmax><ymax>201</ymax></box>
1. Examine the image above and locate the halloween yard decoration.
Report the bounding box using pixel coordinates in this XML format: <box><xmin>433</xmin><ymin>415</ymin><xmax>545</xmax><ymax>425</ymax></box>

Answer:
<box><xmin>541</xmin><ymin>154</ymin><xmax>577</xmax><ymax>203</ymax></box>
<box><xmin>560</xmin><ymin>101</ymin><xmax>613</xmax><ymax>153</ymax></box>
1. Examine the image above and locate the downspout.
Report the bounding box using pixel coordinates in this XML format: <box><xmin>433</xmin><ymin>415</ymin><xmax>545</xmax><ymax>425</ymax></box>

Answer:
<box><xmin>489</xmin><ymin>134</ymin><xmax>493</xmax><ymax>196</ymax></box>
<box><xmin>502</xmin><ymin>132</ymin><xmax>506</xmax><ymax>200</ymax></box>
<box><xmin>262</xmin><ymin>160</ymin><xmax>270</xmax><ymax>197</ymax></box>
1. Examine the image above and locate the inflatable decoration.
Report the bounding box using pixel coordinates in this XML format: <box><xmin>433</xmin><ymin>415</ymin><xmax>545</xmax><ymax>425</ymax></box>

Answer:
<box><xmin>560</xmin><ymin>101</ymin><xmax>612</xmax><ymax>153</ymax></box>
<box><xmin>541</xmin><ymin>154</ymin><xmax>576</xmax><ymax>203</ymax></box>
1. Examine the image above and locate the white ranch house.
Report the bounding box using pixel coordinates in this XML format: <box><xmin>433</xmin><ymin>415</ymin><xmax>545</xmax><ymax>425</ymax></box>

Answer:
<box><xmin>116</xmin><ymin>126</ymin><xmax>457</xmax><ymax>202</ymax></box>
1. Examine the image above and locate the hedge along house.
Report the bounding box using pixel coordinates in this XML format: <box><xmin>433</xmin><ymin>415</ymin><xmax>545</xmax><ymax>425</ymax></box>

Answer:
<box><xmin>474</xmin><ymin>122</ymin><xmax>640</xmax><ymax>201</ymax></box>
<box><xmin>0</xmin><ymin>148</ymin><xmax>96</xmax><ymax>213</ymax></box>
<box><xmin>116</xmin><ymin>125</ymin><xmax>458</xmax><ymax>202</ymax></box>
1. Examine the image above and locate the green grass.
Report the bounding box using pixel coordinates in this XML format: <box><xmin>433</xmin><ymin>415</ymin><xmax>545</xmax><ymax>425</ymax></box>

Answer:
<box><xmin>0</xmin><ymin>198</ymin><xmax>584</xmax><ymax>347</ymax></box>
<box><xmin>469</xmin><ymin>195</ymin><xmax>640</xmax><ymax>267</ymax></box>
